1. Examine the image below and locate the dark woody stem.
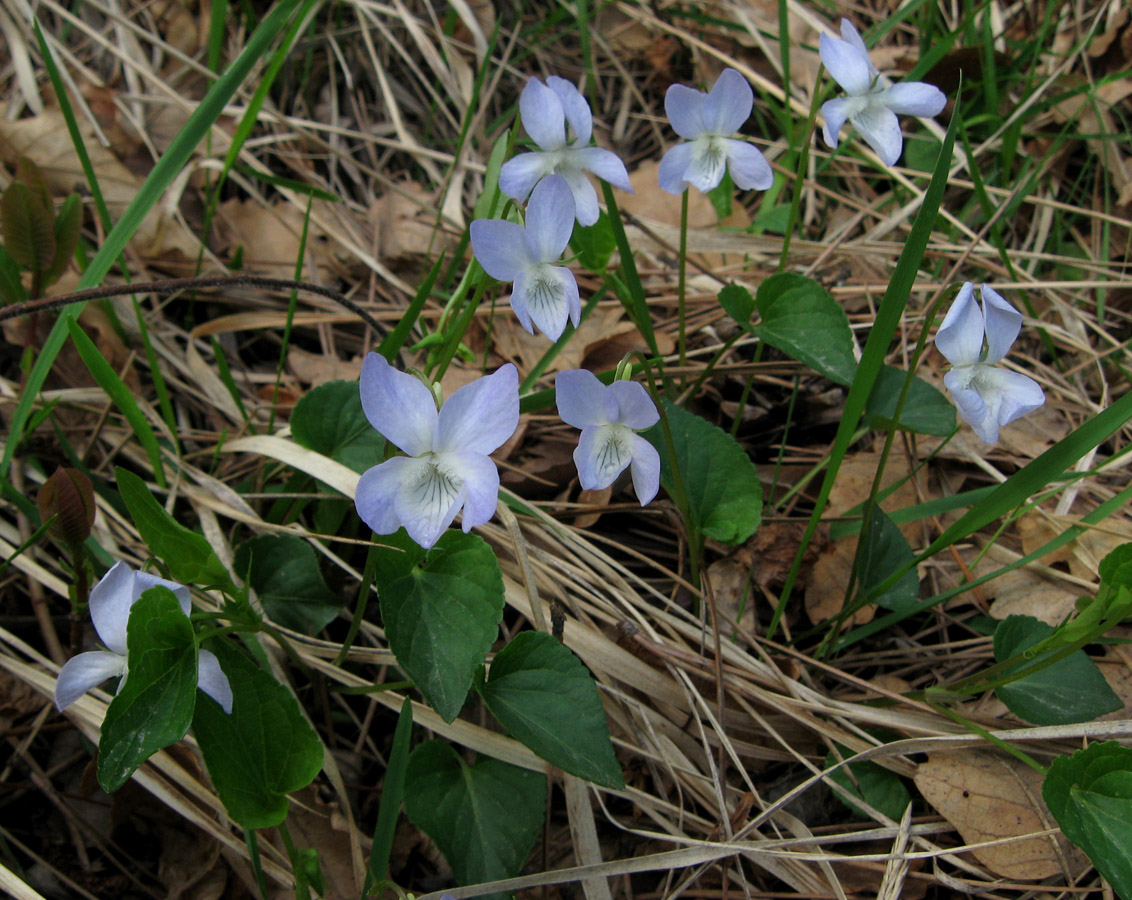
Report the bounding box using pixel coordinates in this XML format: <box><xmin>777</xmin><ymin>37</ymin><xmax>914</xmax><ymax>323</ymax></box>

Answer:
<box><xmin>0</xmin><ymin>275</ymin><xmax>386</xmax><ymax>336</ymax></box>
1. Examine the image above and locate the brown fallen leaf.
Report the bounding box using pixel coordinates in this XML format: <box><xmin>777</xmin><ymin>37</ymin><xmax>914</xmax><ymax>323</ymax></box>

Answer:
<box><xmin>914</xmin><ymin>749</ymin><xmax>1088</xmax><ymax>880</ymax></box>
<box><xmin>804</xmin><ymin>537</ymin><xmax>875</xmax><ymax>628</ymax></box>
<box><xmin>216</xmin><ymin>197</ymin><xmax>335</xmax><ymax>281</ymax></box>
<box><xmin>0</xmin><ymin>110</ymin><xmax>199</xmax><ymax>262</ymax></box>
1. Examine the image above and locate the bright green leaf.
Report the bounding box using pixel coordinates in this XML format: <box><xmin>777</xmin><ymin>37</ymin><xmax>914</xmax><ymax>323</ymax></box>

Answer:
<box><xmin>571</xmin><ymin>210</ymin><xmax>617</xmax><ymax>272</ymax></box>
<box><xmin>825</xmin><ymin>748</ymin><xmax>910</xmax><ymax>822</ymax></box>
<box><xmin>647</xmin><ymin>401</ymin><xmax>762</xmax><ymax>545</ymax></box>
<box><xmin>1043</xmin><ymin>742</ymin><xmax>1132</xmax><ymax>899</ymax></box>
<box><xmin>404</xmin><ymin>740</ymin><xmax>545</xmax><ymax>898</ymax></box>
<box><xmin>856</xmin><ymin>509</ymin><xmax>919</xmax><ymax>613</ymax></box>
<box><xmin>866</xmin><ymin>365</ymin><xmax>956</xmax><ymax>436</ymax></box>
<box><xmin>97</xmin><ymin>587</ymin><xmax>198</xmax><ymax>792</ymax></box>
<box><xmin>116</xmin><ymin>468</ymin><xmax>234</xmax><ymax>590</ymax></box>
<box><xmin>719</xmin><ymin>276</ymin><xmax>857</xmax><ymax>386</ymax></box>
<box><xmin>234</xmin><ymin>535</ymin><xmax>342</xmax><ymax>634</ymax></box>
<box><xmin>192</xmin><ymin>641</ymin><xmax>323</xmax><ymax>829</ymax></box>
<box><xmin>481</xmin><ymin>631</ymin><xmax>624</xmax><ymax>789</ymax></box>
<box><xmin>994</xmin><ymin>615</ymin><xmax>1121</xmax><ymax>725</ymax></box>
<box><xmin>290</xmin><ymin>380</ymin><xmax>385</xmax><ymax>475</ymax></box>
<box><xmin>375</xmin><ymin>530</ymin><xmax>504</xmax><ymax>722</ymax></box>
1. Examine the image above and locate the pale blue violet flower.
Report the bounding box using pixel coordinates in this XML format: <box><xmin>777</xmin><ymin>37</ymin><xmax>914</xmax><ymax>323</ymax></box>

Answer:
<box><xmin>658</xmin><ymin>68</ymin><xmax>773</xmax><ymax>195</ymax></box>
<box><xmin>935</xmin><ymin>283</ymin><xmax>1045</xmax><ymax>444</ymax></box>
<box><xmin>820</xmin><ymin>18</ymin><xmax>946</xmax><ymax>166</ymax></box>
<box><xmin>54</xmin><ymin>561</ymin><xmax>233</xmax><ymax>713</ymax></box>
<box><xmin>471</xmin><ymin>175</ymin><xmax>580</xmax><ymax>341</ymax></box>
<box><xmin>556</xmin><ymin>369</ymin><xmax>661</xmax><ymax>504</ymax></box>
<box><xmin>498</xmin><ymin>75</ymin><xmax>633</xmax><ymax>226</ymax></box>
<box><xmin>355</xmin><ymin>354</ymin><xmax>519</xmax><ymax>548</ymax></box>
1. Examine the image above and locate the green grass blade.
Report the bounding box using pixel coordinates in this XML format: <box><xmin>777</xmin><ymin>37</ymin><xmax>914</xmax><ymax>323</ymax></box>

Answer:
<box><xmin>3</xmin><ymin>0</ymin><xmax>307</xmax><ymax>477</ymax></box>
<box><xmin>377</xmin><ymin>252</ymin><xmax>445</xmax><ymax>362</ymax></box>
<box><xmin>601</xmin><ymin>183</ymin><xmax>658</xmax><ymax>356</ymax></box>
<box><xmin>767</xmin><ymin>96</ymin><xmax>961</xmax><ymax>638</ymax></box>
<box><xmin>65</xmin><ymin>318</ymin><xmax>167</xmax><ymax>487</ymax></box>
<box><xmin>363</xmin><ymin>697</ymin><xmax>413</xmax><ymax>894</ymax></box>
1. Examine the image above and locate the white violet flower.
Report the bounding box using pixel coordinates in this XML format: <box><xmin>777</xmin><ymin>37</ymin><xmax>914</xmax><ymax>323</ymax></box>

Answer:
<box><xmin>355</xmin><ymin>354</ymin><xmax>519</xmax><ymax>549</ymax></box>
<box><xmin>935</xmin><ymin>282</ymin><xmax>1046</xmax><ymax>444</ymax></box>
<box><xmin>471</xmin><ymin>174</ymin><xmax>581</xmax><ymax>341</ymax></box>
<box><xmin>658</xmin><ymin>68</ymin><xmax>773</xmax><ymax>195</ymax></box>
<box><xmin>556</xmin><ymin>369</ymin><xmax>661</xmax><ymax>504</ymax></box>
<box><xmin>819</xmin><ymin>18</ymin><xmax>947</xmax><ymax>166</ymax></box>
<box><xmin>54</xmin><ymin>561</ymin><xmax>233</xmax><ymax>713</ymax></box>
<box><xmin>498</xmin><ymin>75</ymin><xmax>633</xmax><ymax>226</ymax></box>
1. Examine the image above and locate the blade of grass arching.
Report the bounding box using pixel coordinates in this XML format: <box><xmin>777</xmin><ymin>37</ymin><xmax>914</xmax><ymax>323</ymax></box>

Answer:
<box><xmin>39</xmin><ymin>21</ymin><xmax>179</xmax><ymax>442</ymax></box>
<box><xmin>65</xmin><ymin>318</ymin><xmax>167</xmax><ymax>488</ymax></box>
<box><xmin>377</xmin><ymin>252</ymin><xmax>444</xmax><ymax>363</ymax></box>
<box><xmin>4</xmin><ymin>0</ymin><xmax>308</xmax><ymax>478</ymax></box>
<box><xmin>766</xmin><ymin>97</ymin><xmax>960</xmax><ymax>639</ymax></box>
<box><xmin>859</xmin><ymin>386</ymin><xmax>1132</xmax><ymax>612</ymax></box>
<box><xmin>575</xmin><ymin>0</ymin><xmax>596</xmax><ymax>97</ymax></box>
<box><xmin>838</xmin><ymin>475</ymin><xmax>1132</xmax><ymax>653</ymax></box>
<box><xmin>601</xmin><ymin>183</ymin><xmax>658</xmax><ymax>356</ymax></box>
<box><xmin>269</xmin><ymin>195</ymin><xmax>313</xmax><ymax>433</ymax></box>
<box><xmin>519</xmin><ymin>288</ymin><xmax>605</xmax><ymax>394</ymax></box>
<box><xmin>197</xmin><ymin>0</ymin><xmax>319</xmax><ymax>270</ymax></box>
<box><xmin>363</xmin><ymin>697</ymin><xmax>413</xmax><ymax>895</ymax></box>
<box><xmin>210</xmin><ymin>336</ymin><xmax>251</xmax><ymax>425</ymax></box>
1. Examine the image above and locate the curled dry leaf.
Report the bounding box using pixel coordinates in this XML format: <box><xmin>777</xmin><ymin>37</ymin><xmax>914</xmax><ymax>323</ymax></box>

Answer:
<box><xmin>914</xmin><ymin>749</ymin><xmax>1088</xmax><ymax>880</ymax></box>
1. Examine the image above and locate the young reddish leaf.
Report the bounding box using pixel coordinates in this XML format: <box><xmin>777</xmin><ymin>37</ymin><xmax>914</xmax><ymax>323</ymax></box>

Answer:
<box><xmin>1</xmin><ymin>181</ymin><xmax>56</xmax><ymax>274</ymax></box>
<box><xmin>45</xmin><ymin>193</ymin><xmax>81</xmax><ymax>287</ymax></box>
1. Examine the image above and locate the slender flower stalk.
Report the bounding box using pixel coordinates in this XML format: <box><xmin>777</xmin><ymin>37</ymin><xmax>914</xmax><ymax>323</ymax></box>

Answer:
<box><xmin>54</xmin><ymin>562</ymin><xmax>233</xmax><ymax>713</ymax></box>
<box><xmin>556</xmin><ymin>369</ymin><xmax>660</xmax><ymax>504</ymax></box>
<box><xmin>935</xmin><ymin>282</ymin><xmax>1045</xmax><ymax>443</ymax></box>
<box><xmin>470</xmin><ymin>175</ymin><xmax>581</xmax><ymax>341</ymax></box>
<box><xmin>819</xmin><ymin>18</ymin><xmax>947</xmax><ymax>166</ymax></box>
<box><xmin>499</xmin><ymin>76</ymin><xmax>633</xmax><ymax>226</ymax></box>
<box><xmin>355</xmin><ymin>354</ymin><xmax>519</xmax><ymax>549</ymax></box>
<box><xmin>658</xmin><ymin>68</ymin><xmax>773</xmax><ymax>195</ymax></box>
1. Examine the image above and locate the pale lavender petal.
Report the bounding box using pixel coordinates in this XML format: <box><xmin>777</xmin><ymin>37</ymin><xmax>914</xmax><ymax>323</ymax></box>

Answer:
<box><xmin>393</xmin><ymin>456</ymin><xmax>466</xmax><ymax>549</ymax></box>
<box><xmin>498</xmin><ymin>152</ymin><xmax>553</xmax><ymax>202</ymax></box>
<box><xmin>546</xmin><ymin>75</ymin><xmax>593</xmax><ymax>145</ymax></box>
<box><xmin>435</xmin><ymin>364</ymin><xmax>519</xmax><ymax>455</ymax></box>
<box><xmin>657</xmin><ymin>142</ymin><xmax>695</xmax><ymax>194</ymax></box>
<box><xmin>519</xmin><ymin>78</ymin><xmax>567</xmax><ymax>150</ymax></box>
<box><xmin>724</xmin><ymin>139</ymin><xmax>773</xmax><ymax>190</ymax></box>
<box><xmin>88</xmin><ymin>561</ymin><xmax>136</xmax><ymax>655</ymax></box>
<box><xmin>881</xmin><ymin>82</ymin><xmax>946</xmax><ymax>116</ymax></box>
<box><xmin>524</xmin><ymin>175</ymin><xmax>575</xmax><ymax>262</ymax></box>
<box><xmin>853</xmin><ymin>103</ymin><xmax>904</xmax><ymax>166</ymax></box>
<box><xmin>820</xmin><ymin>32</ymin><xmax>871</xmax><ymax>96</ymax></box>
<box><xmin>471</xmin><ymin>218</ymin><xmax>531</xmax><ymax>282</ymax></box>
<box><xmin>935</xmin><ymin>283</ymin><xmax>983</xmax><ymax>367</ymax></box>
<box><xmin>821</xmin><ymin>97</ymin><xmax>854</xmax><ymax>149</ymax></box>
<box><xmin>944</xmin><ymin>371</ymin><xmax>995</xmax><ymax>443</ymax></box>
<box><xmin>55</xmin><ymin>650</ymin><xmax>127</xmax><ymax>710</ymax></box>
<box><xmin>664</xmin><ymin>84</ymin><xmax>706</xmax><ymax>139</ymax></box>
<box><xmin>359</xmin><ymin>353</ymin><xmax>437</xmax><ymax>457</ymax></box>
<box><xmin>133</xmin><ymin>570</ymin><xmax>191</xmax><ymax>617</ymax></box>
<box><xmin>574</xmin><ymin>146</ymin><xmax>634</xmax><ymax>193</ymax></box>
<box><xmin>355</xmin><ymin>456</ymin><xmax>417</xmax><ymax>535</ymax></box>
<box><xmin>840</xmin><ymin>19</ymin><xmax>878</xmax><ymax>76</ymax></box>
<box><xmin>443</xmin><ymin>451</ymin><xmax>500</xmax><ymax>531</ymax></box>
<box><xmin>701</xmin><ymin>68</ymin><xmax>753</xmax><ymax>135</ymax></box>
<box><xmin>627</xmin><ymin>433</ymin><xmax>661</xmax><ymax>505</ymax></box>
<box><xmin>980</xmin><ymin>367</ymin><xmax>1046</xmax><ymax>432</ymax></box>
<box><xmin>509</xmin><ymin>273</ymin><xmax>536</xmax><ymax>334</ymax></box>
<box><xmin>685</xmin><ymin>138</ymin><xmax>728</xmax><ymax>193</ymax></box>
<box><xmin>556</xmin><ymin>369</ymin><xmax>616</xmax><ymax>428</ymax></box>
<box><xmin>981</xmin><ymin>284</ymin><xmax>1023</xmax><ymax>364</ymax></box>
<box><xmin>558</xmin><ymin>167</ymin><xmax>601</xmax><ymax>226</ymax></box>
<box><xmin>573</xmin><ymin>424</ymin><xmax>632</xmax><ymax>490</ymax></box>
<box><xmin>609</xmin><ymin>381</ymin><xmax>659</xmax><ymax>429</ymax></box>
<box><xmin>196</xmin><ymin>649</ymin><xmax>233</xmax><ymax>713</ymax></box>
<box><xmin>519</xmin><ymin>265</ymin><xmax>578</xmax><ymax>340</ymax></box>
